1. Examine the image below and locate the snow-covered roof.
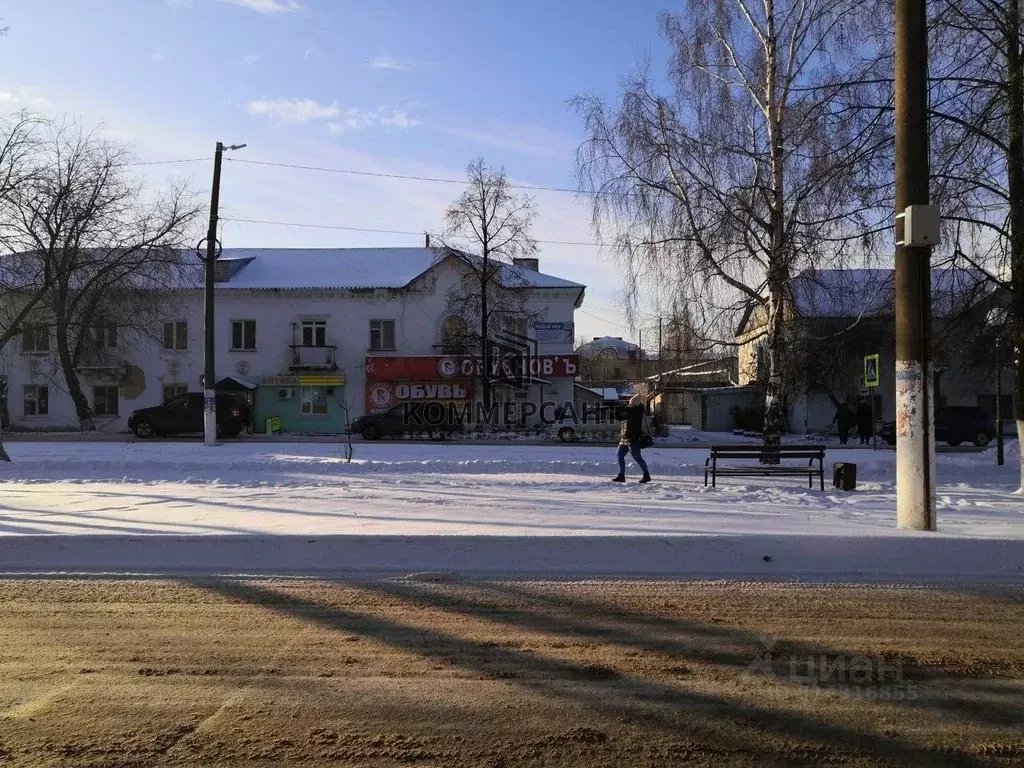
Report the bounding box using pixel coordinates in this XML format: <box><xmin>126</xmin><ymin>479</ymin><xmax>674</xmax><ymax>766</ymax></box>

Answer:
<box><xmin>790</xmin><ymin>268</ymin><xmax>992</xmax><ymax>318</ymax></box>
<box><xmin>213</xmin><ymin>248</ymin><xmax>584</xmax><ymax>291</ymax></box>
<box><xmin>576</xmin><ymin>336</ymin><xmax>641</xmax><ymax>359</ymax></box>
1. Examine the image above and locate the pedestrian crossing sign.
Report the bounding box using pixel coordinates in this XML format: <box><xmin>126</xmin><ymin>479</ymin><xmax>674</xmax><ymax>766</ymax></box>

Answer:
<box><xmin>864</xmin><ymin>354</ymin><xmax>880</xmax><ymax>388</ymax></box>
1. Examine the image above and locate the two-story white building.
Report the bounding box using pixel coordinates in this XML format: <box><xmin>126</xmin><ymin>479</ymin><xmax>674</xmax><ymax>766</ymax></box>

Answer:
<box><xmin>0</xmin><ymin>247</ymin><xmax>586</xmax><ymax>434</ymax></box>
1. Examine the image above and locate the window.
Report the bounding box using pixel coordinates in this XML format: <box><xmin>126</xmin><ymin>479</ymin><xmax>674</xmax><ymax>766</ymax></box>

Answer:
<box><xmin>93</xmin><ymin>322</ymin><xmax>117</xmax><ymax>349</ymax></box>
<box><xmin>300</xmin><ymin>386</ymin><xmax>329</xmax><ymax>416</ymax></box>
<box><xmin>24</xmin><ymin>385</ymin><xmax>48</xmax><ymax>416</ymax></box>
<box><xmin>369</xmin><ymin>319</ymin><xmax>396</xmax><ymax>351</ymax></box>
<box><xmin>231</xmin><ymin>319</ymin><xmax>256</xmax><ymax>351</ymax></box>
<box><xmin>21</xmin><ymin>325</ymin><xmax>49</xmax><ymax>353</ymax></box>
<box><xmin>301</xmin><ymin>320</ymin><xmax>326</xmax><ymax>347</ymax></box>
<box><xmin>163</xmin><ymin>321</ymin><xmax>188</xmax><ymax>351</ymax></box>
<box><xmin>93</xmin><ymin>385</ymin><xmax>119</xmax><ymax>416</ymax></box>
<box><xmin>504</xmin><ymin>316</ymin><xmax>528</xmax><ymax>338</ymax></box>
<box><xmin>163</xmin><ymin>384</ymin><xmax>188</xmax><ymax>402</ymax></box>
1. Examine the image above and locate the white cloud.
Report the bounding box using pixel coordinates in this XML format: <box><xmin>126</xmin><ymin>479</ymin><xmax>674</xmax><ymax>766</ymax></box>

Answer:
<box><xmin>242</xmin><ymin>53</ymin><xmax>260</xmax><ymax>65</ymax></box>
<box><xmin>247</xmin><ymin>98</ymin><xmax>340</xmax><ymax>122</ymax></box>
<box><xmin>0</xmin><ymin>85</ymin><xmax>50</xmax><ymax>110</ymax></box>
<box><xmin>304</xmin><ymin>47</ymin><xmax>320</xmax><ymax>60</ymax></box>
<box><xmin>327</xmin><ymin>107</ymin><xmax>420</xmax><ymax>134</ymax></box>
<box><xmin>368</xmin><ymin>55</ymin><xmax>420</xmax><ymax>72</ymax></box>
<box><xmin>367</xmin><ymin>54</ymin><xmax>436</xmax><ymax>73</ymax></box>
<box><xmin>442</xmin><ymin>122</ymin><xmax>580</xmax><ymax>159</ymax></box>
<box><xmin>216</xmin><ymin>0</ymin><xmax>303</xmax><ymax>13</ymax></box>
<box><xmin>151</xmin><ymin>48</ymin><xmax>165</xmax><ymax>62</ymax></box>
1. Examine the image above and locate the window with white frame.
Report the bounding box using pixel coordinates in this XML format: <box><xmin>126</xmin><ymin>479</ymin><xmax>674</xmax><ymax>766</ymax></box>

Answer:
<box><xmin>93</xmin><ymin>385</ymin><xmax>119</xmax><ymax>416</ymax></box>
<box><xmin>301</xmin><ymin>320</ymin><xmax>327</xmax><ymax>347</ymax></box>
<box><xmin>369</xmin><ymin>319</ymin><xmax>396</xmax><ymax>351</ymax></box>
<box><xmin>163</xmin><ymin>383</ymin><xmax>188</xmax><ymax>402</ymax></box>
<box><xmin>21</xmin><ymin>325</ymin><xmax>49</xmax><ymax>353</ymax></box>
<box><xmin>300</xmin><ymin>386</ymin><xmax>329</xmax><ymax>416</ymax></box>
<box><xmin>163</xmin><ymin>321</ymin><xmax>188</xmax><ymax>351</ymax></box>
<box><xmin>93</xmin><ymin>321</ymin><xmax>117</xmax><ymax>349</ymax></box>
<box><xmin>231</xmin><ymin>319</ymin><xmax>256</xmax><ymax>351</ymax></box>
<box><xmin>23</xmin><ymin>385</ymin><xmax>48</xmax><ymax>416</ymax></box>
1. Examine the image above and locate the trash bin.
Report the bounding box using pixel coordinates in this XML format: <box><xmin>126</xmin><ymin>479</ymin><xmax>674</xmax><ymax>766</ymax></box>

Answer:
<box><xmin>833</xmin><ymin>462</ymin><xmax>857</xmax><ymax>491</ymax></box>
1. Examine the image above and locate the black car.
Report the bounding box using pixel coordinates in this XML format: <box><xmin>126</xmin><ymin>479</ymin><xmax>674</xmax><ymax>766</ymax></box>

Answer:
<box><xmin>128</xmin><ymin>392</ymin><xmax>250</xmax><ymax>439</ymax></box>
<box><xmin>349</xmin><ymin>402</ymin><xmax>465</xmax><ymax>440</ymax></box>
<box><xmin>878</xmin><ymin>406</ymin><xmax>995</xmax><ymax>447</ymax></box>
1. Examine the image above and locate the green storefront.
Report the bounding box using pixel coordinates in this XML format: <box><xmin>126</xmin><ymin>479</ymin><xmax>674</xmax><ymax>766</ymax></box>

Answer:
<box><xmin>255</xmin><ymin>374</ymin><xmax>348</xmax><ymax>434</ymax></box>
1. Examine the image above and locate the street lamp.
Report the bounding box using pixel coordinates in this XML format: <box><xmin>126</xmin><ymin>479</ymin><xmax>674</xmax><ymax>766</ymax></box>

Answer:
<box><xmin>986</xmin><ymin>307</ymin><xmax>1007</xmax><ymax>466</ymax></box>
<box><xmin>200</xmin><ymin>141</ymin><xmax>246</xmax><ymax>447</ymax></box>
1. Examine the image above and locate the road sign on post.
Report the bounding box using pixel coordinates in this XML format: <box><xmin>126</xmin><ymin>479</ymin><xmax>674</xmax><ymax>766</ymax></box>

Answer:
<box><xmin>864</xmin><ymin>354</ymin><xmax>880</xmax><ymax>389</ymax></box>
<box><xmin>864</xmin><ymin>354</ymin><xmax>880</xmax><ymax>451</ymax></box>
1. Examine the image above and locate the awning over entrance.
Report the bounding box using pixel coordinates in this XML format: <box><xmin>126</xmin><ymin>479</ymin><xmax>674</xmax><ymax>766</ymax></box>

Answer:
<box><xmin>216</xmin><ymin>374</ymin><xmax>258</xmax><ymax>391</ymax></box>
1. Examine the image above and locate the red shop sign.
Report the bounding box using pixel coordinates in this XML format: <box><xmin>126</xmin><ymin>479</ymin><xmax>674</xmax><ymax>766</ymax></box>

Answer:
<box><xmin>366</xmin><ymin>379</ymin><xmax>473</xmax><ymax>413</ymax></box>
<box><xmin>365</xmin><ymin>355</ymin><xmax>579</xmax><ymax>380</ymax></box>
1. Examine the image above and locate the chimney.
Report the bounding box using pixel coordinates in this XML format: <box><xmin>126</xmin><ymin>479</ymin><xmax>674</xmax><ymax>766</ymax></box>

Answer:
<box><xmin>424</xmin><ymin>232</ymin><xmax>431</xmax><ymax>248</ymax></box>
<box><xmin>513</xmin><ymin>257</ymin><xmax>539</xmax><ymax>272</ymax></box>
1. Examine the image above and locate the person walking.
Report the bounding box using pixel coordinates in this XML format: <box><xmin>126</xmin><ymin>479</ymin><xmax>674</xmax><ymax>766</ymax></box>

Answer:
<box><xmin>612</xmin><ymin>394</ymin><xmax>651</xmax><ymax>483</ymax></box>
<box><xmin>833</xmin><ymin>400</ymin><xmax>855</xmax><ymax>445</ymax></box>
<box><xmin>855</xmin><ymin>398</ymin><xmax>874</xmax><ymax>445</ymax></box>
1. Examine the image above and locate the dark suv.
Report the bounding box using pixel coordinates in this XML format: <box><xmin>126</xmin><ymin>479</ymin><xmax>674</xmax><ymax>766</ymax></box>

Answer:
<box><xmin>128</xmin><ymin>392</ymin><xmax>250</xmax><ymax>439</ymax></box>
<box><xmin>878</xmin><ymin>406</ymin><xmax>995</xmax><ymax>447</ymax></box>
<box><xmin>349</xmin><ymin>402</ymin><xmax>465</xmax><ymax>440</ymax></box>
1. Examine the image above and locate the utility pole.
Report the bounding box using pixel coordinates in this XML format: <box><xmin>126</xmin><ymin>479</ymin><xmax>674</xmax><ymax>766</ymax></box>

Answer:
<box><xmin>202</xmin><ymin>141</ymin><xmax>246</xmax><ymax>447</ymax></box>
<box><xmin>894</xmin><ymin>0</ymin><xmax>936</xmax><ymax>530</ymax></box>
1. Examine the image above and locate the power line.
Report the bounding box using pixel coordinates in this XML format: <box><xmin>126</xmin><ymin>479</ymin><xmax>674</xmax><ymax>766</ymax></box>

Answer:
<box><xmin>225</xmin><ymin>157</ymin><xmax>595</xmax><ymax>195</ymax></box>
<box><xmin>221</xmin><ymin>216</ymin><xmax>610</xmax><ymax>248</ymax></box>
<box><xmin>123</xmin><ymin>158</ymin><xmax>209</xmax><ymax>167</ymax></box>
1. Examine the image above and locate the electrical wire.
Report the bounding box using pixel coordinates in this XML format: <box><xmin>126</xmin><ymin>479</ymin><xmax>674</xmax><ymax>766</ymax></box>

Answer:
<box><xmin>221</xmin><ymin>216</ymin><xmax>611</xmax><ymax>248</ymax></box>
<box><xmin>225</xmin><ymin>157</ymin><xmax>596</xmax><ymax>195</ymax></box>
<box><xmin>122</xmin><ymin>158</ymin><xmax>209</xmax><ymax>167</ymax></box>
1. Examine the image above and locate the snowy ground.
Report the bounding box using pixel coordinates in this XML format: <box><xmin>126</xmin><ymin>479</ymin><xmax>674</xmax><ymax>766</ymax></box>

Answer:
<box><xmin>0</xmin><ymin>442</ymin><xmax>1021</xmax><ymax>579</ymax></box>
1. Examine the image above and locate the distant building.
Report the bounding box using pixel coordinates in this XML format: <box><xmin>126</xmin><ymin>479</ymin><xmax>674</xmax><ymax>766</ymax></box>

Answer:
<box><xmin>576</xmin><ymin>336</ymin><xmax>651</xmax><ymax>395</ymax></box>
<box><xmin>735</xmin><ymin>268</ymin><xmax>1013</xmax><ymax>433</ymax></box>
<box><xmin>645</xmin><ymin>357</ymin><xmax>739</xmax><ymax>424</ymax></box>
<box><xmin>1</xmin><ymin>248</ymin><xmax>586</xmax><ymax>434</ymax></box>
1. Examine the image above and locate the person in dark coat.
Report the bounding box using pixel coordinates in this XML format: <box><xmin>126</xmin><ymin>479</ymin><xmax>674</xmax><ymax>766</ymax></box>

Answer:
<box><xmin>855</xmin><ymin>399</ymin><xmax>873</xmax><ymax>445</ymax></box>
<box><xmin>833</xmin><ymin>400</ymin><xmax>855</xmax><ymax>445</ymax></box>
<box><xmin>612</xmin><ymin>394</ymin><xmax>651</xmax><ymax>483</ymax></box>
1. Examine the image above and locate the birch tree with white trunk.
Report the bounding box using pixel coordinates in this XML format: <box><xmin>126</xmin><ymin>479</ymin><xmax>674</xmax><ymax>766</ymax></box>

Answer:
<box><xmin>575</xmin><ymin>0</ymin><xmax>889</xmax><ymax>457</ymax></box>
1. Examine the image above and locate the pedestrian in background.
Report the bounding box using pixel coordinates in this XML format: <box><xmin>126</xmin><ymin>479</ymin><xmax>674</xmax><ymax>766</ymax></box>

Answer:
<box><xmin>833</xmin><ymin>399</ymin><xmax>855</xmax><ymax>445</ymax></box>
<box><xmin>855</xmin><ymin>398</ymin><xmax>873</xmax><ymax>445</ymax></box>
<box><xmin>612</xmin><ymin>394</ymin><xmax>652</xmax><ymax>484</ymax></box>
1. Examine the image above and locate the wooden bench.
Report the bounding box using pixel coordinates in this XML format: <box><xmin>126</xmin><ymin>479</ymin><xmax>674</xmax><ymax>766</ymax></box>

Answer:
<box><xmin>704</xmin><ymin>444</ymin><xmax>826</xmax><ymax>490</ymax></box>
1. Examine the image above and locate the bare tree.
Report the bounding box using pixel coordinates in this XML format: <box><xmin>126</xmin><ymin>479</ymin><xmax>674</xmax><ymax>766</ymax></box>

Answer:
<box><xmin>5</xmin><ymin>120</ymin><xmax>200</xmax><ymax>430</ymax></box>
<box><xmin>0</xmin><ymin>112</ymin><xmax>47</xmax><ymax>461</ymax></box>
<box><xmin>926</xmin><ymin>0</ymin><xmax>1024</xmax><ymax>487</ymax></box>
<box><xmin>574</xmin><ymin>0</ymin><xmax>890</xmax><ymax>456</ymax></box>
<box><xmin>437</xmin><ymin>158</ymin><xmax>540</xmax><ymax>410</ymax></box>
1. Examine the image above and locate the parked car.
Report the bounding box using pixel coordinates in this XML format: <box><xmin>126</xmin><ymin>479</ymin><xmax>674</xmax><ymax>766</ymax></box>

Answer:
<box><xmin>128</xmin><ymin>392</ymin><xmax>250</xmax><ymax>439</ymax></box>
<box><xmin>349</xmin><ymin>402</ymin><xmax>465</xmax><ymax>440</ymax></box>
<box><xmin>878</xmin><ymin>406</ymin><xmax>995</xmax><ymax>447</ymax></box>
<box><xmin>544</xmin><ymin>406</ymin><xmax>621</xmax><ymax>442</ymax></box>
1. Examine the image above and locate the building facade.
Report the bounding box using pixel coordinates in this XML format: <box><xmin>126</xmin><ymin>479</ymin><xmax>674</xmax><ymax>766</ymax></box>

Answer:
<box><xmin>735</xmin><ymin>268</ymin><xmax>1014</xmax><ymax>433</ymax></box>
<box><xmin>0</xmin><ymin>248</ymin><xmax>585</xmax><ymax>434</ymax></box>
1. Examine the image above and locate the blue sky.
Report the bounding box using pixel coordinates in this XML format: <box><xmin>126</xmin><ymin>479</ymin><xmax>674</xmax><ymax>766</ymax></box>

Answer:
<box><xmin>2</xmin><ymin>0</ymin><xmax>673</xmax><ymax>345</ymax></box>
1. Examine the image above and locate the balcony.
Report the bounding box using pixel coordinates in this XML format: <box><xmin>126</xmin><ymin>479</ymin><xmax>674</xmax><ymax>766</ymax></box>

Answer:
<box><xmin>289</xmin><ymin>345</ymin><xmax>338</xmax><ymax>371</ymax></box>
